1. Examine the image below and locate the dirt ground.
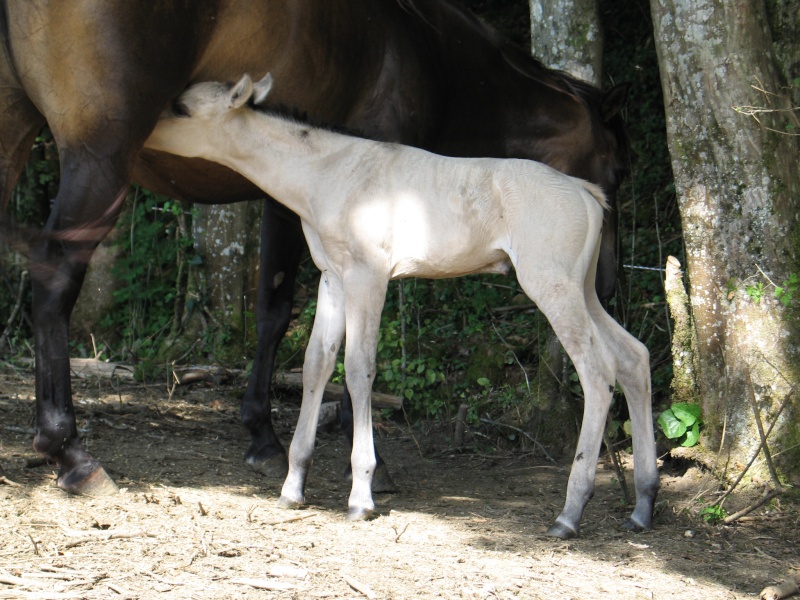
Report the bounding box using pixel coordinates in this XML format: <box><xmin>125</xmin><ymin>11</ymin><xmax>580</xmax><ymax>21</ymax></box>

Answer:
<box><xmin>1</xmin><ymin>368</ymin><xmax>798</xmax><ymax>600</ymax></box>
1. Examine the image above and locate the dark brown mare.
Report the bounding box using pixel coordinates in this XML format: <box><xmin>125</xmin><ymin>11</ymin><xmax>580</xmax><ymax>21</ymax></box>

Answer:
<box><xmin>0</xmin><ymin>0</ymin><xmax>634</xmax><ymax>537</ymax></box>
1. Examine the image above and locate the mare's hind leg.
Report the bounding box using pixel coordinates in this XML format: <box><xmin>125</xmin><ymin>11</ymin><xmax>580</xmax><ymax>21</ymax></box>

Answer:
<box><xmin>587</xmin><ymin>299</ymin><xmax>658</xmax><ymax>532</ymax></box>
<box><xmin>242</xmin><ymin>199</ymin><xmax>305</xmax><ymax>478</ymax></box>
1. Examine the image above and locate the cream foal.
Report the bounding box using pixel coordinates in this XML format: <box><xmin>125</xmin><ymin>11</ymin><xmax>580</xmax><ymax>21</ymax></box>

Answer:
<box><xmin>146</xmin><ymin>73</ymin><xmax>658</xmax><ymax>538</ymax></box>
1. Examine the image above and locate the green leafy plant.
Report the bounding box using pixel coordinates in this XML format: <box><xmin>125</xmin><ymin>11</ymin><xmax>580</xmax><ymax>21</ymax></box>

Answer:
<box><xmin>699</xmin><ymin>504</ymin><xmax>727</xmax><ymax>524</ymax></box>
<box><xmin>746</xmin><ymin>282</ymin><xmax>766</xmax><ymax>303</ymax></box>
<box><xmin>774</xmin><ymin>273</ymin><xmax>799</xmax><ymax>307</ymax></box>
<box><xmin>658</xmin><ymin>402</ymin><xmax>702</xmax><ymax>447</ymax></box>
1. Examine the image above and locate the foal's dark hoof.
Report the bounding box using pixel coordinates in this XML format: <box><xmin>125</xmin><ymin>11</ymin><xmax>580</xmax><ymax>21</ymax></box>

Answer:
<box><xmin>58</xmin><ymin>466</ymin><xmax>119</xmax><ymax>497</ymax></box>
<box><xmin>546</xmin><ymin>521</ymin><xmax>579</xmax><ymax>540</ymax></box>
<box><xmin>245</xmin><ymin>452</ymin><xmax>289</xmax><ymax>479</ymax></box>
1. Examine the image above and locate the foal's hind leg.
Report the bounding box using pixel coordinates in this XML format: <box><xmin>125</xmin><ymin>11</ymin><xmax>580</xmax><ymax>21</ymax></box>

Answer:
<box><xmin>588</xmin><ymin>300</ymin><xmax>658</xmax><ymax>532</ymax></box>
<box><xmin>519</xmin><ymin>279</ymin><xmax>618</xmax><ymax>539</ymax></box>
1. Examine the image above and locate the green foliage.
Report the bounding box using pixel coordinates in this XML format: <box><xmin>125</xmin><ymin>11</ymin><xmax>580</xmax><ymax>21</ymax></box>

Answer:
<box><xmin>774</xmin><ymin>273</ymin><xmax>799</xmax><ymax>307</ymax></box>
<box><xmin>100</xmin><ymin>189</ymin><xmax>195</xmax><ymax>367</ymax></box>
<box><xmin>658</xmin><ymin>402</ymin><xmax>702</xmax><ymax>447</ymax></box>
<box><xmin>746</xmin><ymin>282</ymin><xmax>766</xmax><ymax>303</ymax></box>
<box><xmin>699</xmin><ymin>504</ymin><xmax>727</xmax><ymax>524</ymax></box>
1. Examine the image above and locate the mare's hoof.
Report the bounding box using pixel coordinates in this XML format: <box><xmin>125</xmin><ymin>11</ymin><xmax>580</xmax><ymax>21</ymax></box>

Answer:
<box><xmin>245</xmin><ymin>452</ymin><xmax>289</xmax><ymax>478</ymax></box>
<box><xmin>546</xmin><ymin>521</ymin><xmax>578</xmax><ymax>540</ymax></box>
<box><xmin>59</xmin><ymin>466</ymin><xmax>119</xmax><ymax>497</ymax></box>
<box><xmin>277</xmin><ymin>495</ymin><xmax>305</xmax><ymax>510</ymax></box>
<box><xmin>346</xmin><ymin>506</ymin><xmax>374</xmax><ymax>521</ymax></box>
<box><xmin>371</xmin><ymin>464</ymin><xmax>397</xmax><ymax>494</ymax></box>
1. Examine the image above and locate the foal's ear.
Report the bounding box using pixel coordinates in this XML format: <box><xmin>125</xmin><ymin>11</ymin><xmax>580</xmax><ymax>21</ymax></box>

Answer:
<box><xmin>600</xmin><ymin>83</ymin><xmax>630</xmax><ymax>121</ymax></box>
<box><xmin>252</xmin><ymin>73</ymin><xmax>274</xmax><ymax>106</ymax></box>
<box><xmin>229</xmin><ymin>74</ymin><xmax>254</xmax><ymax>109</ymax></box>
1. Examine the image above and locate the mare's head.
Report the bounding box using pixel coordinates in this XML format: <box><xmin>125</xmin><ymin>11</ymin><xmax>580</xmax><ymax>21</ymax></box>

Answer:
<box><xmin>566</xmin><ymin>81</ymin><xmax>631</xmax><ymax>200</ymax></box>
<box><xmin>148</xmin><ymin>74</ymin><xmax>273</xmax><ymax>156</ymax></box>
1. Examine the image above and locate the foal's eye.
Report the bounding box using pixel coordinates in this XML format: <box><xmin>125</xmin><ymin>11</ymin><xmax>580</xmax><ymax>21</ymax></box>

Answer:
<box><xmin>172</xmin><ymin>101</ymin><xmax>190</xmax><ymax>118</ymax></box>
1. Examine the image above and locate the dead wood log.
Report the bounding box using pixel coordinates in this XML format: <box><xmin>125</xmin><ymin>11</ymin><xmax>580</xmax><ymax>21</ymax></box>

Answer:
<box><xmin>273</xmin><ymin>371</ymin><xmax>402</xmax><ymax>410</ymax></box>
<box><xmin>69</xmin><ymin>358</ymin><xmax>135</xmax><ymax>380</ymax></box>
<box><xmin>760</xmin><ymin>577</ymin><xmax>800</xmax><ymax>600</ymax></box>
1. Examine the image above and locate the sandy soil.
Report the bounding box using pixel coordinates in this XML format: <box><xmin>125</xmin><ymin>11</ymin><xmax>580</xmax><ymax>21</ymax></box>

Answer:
<box><xmin>1</xmin><ymin>369</ymin><xmax>798</xmax><ymax>599</ymax></box>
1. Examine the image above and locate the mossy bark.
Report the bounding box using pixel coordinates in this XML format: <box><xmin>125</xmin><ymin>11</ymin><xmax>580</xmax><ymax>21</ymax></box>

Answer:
<box><xmin>529</xmin><ymin>0</ymin><xmax>603</xmax><ymax>85</ymax></box>
<box><xmin>651</xmin><ymin>0</ymin><xmax>800</xmax><ymax>478</ymax></box>
<box><xmin>188</xmin><ymin>200</ymin><xmax>262</xmax><ymax>364</ymax></box>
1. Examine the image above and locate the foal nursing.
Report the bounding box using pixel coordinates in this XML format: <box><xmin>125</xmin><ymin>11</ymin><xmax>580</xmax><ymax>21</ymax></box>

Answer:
<box><xmin>147</xmin><ymin>73</ymin><xmax>658</xmax><ymax>539</ymax></box>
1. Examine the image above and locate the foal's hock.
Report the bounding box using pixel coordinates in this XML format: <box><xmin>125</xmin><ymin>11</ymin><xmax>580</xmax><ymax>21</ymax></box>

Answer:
<box><xmin>148</xmin><ymin>73</ymin><xmax>658</xmax><ymax>539</ymax></box>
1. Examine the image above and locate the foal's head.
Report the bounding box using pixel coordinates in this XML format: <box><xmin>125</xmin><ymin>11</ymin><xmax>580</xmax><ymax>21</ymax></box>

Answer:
<box><xmin>150</xmin><ymin>74</ymin><xmax>273</xmax><ymax>156</ymax></box>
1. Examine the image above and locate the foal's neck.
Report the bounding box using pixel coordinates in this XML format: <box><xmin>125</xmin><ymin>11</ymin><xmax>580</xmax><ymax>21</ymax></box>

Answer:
<box><xmin>215</xmin><ymin>110</ymin><xmax>352</xmax><ymax>222</ymax></box>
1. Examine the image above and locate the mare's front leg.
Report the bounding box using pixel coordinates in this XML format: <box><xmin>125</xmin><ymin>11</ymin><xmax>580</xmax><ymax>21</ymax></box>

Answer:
<box><xmin>278</xmin><ymin>271</ymin><xmax>345</xmax><ymax>508</ymax></box>
<box><xmin>31</xmin><ymin>173</ymin><xmax>129</xmax><ymax>496</ymax></box>
<box><xmin>242</xmin><ymin>199</ymin><xmax>305</xmax><ymax>477</ymax></box>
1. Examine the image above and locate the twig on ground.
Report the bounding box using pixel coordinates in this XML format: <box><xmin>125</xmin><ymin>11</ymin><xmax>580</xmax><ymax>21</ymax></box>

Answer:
<box><xmin>0</xmin><ymin>475</ymin><xmax>21</xmax><ymax>487</ymax></box>
<box><xmin>341</xmin><ymin>570</ymin><xmax>377</xmax><ymax>599</ymax></box>
<box><xmin>709</xmin><ymin>374</ymin><xmax>793</xmax><ymax>515</ymax></box>
<box><xmin>603</xmin><ymin>431</ymin><xmax>631</xmax><ymax>506</ymax></box>
<box><xmin>230</xmin><ymin>577</ymin><xmax>297</xmax><ymax>591</ymax></box>
<box><xmin>722</xmin><ymin>487</ymin><xmax>786</xmax><ymax>525</ymax></box>
<box><xmin>478</xmin><ymin>417</ymin><xmax>556</xmax><ymax>464</ymax></box>
<box><xmin>263</xmin><ymin>512</ymin><xmax>318</xmax><ymax>526</ymax></box>
<box><xmin>0</xmin><ymin>270</ymin><xmax>27</xmax><ymax>353</ymax></box>
<box><xmin>59</xmin><ymin>527</ymin><xmax>156</xmax><ymax>549</ymax></box>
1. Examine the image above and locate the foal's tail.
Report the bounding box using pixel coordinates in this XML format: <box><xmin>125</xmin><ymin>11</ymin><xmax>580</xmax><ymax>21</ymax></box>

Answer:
<box><xmin>579</xmin><ymin>180</ymin><xmax>610</xmax><ymax>211</ymax></box>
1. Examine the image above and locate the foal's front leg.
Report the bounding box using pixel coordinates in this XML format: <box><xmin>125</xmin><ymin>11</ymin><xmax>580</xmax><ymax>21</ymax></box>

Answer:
<box><xmin>342</xmin><ymin>269</ymin><xmax>389</xmax><ymax>520</ymax></box>
<box><xmin>278</xmin><ymin>272</ymin><xmax>345</xmax><ymax>509</ymax></box>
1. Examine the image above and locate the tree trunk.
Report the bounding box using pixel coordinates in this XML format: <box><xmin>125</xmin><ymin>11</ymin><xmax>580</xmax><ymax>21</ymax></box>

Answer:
<box><xmin>527</xmin><ymin>0</ymin><xmax>604</xmax><ymax>448</ymax></box>
<box><xmin>529</xmin><ymin>0</ymin><xmax>603</xmax><ymax>85</ymax></box>
<box><xmin>650</xmin><ymin>0</ymin><xmax>800</xmax><ymax>479</ymax></box>
<box><xmin>191</xmin><ymin>201</ymin><xmax>262</xmax><ymax>364</ymax></box>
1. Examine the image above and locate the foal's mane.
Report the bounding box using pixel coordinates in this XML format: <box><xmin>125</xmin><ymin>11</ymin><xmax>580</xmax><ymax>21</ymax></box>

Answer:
<box><xmin>247</xmin><ymin>99</ymin><xmax>381</xmax><ymax>143</ymax></box>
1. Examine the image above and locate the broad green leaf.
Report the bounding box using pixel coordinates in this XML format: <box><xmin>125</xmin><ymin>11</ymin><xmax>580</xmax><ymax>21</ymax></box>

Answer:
<box><xmin>658</xmin><ymin>409</ymin><xmax>687</xmax><ymax>439</ymax></box>
<box><xmin>671</xmin><ymin>402</ymin><xmax>702</xmax><ymax>426</ymax></box>
<box><xmin>682</xmin><ymin>422</ymin><xmax>700</xmax><ymax>447</ymax></box>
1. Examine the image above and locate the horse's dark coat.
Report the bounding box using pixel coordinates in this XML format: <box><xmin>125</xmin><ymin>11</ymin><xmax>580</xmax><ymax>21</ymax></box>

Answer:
<box><xmin>0</xmin><ymin>0</ymin><xmax>629</xmax><ymax>497</ymax></box>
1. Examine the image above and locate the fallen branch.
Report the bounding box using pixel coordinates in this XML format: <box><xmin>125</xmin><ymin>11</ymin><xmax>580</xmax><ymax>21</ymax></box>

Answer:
<box><xmin>274</xmin><ymin>371</ymin><xmax>402</xmax><ymax>410</ymax></box>
<box><xmin>171</xmin><ymin>365</ymin><xmax>245</xmax><ymax>386</ymax></box>
<box><xmin>722</xmin><ymin>486</ymin><xmax>786</xmax><ymax>525</ymax></box>
<box><xmin>760</xmin><ymin>577</ymin><xmax>800</xmax><ymax>600</ymax></box>
<box><xmin>59</xmin><ymin>527</ymin><xmax>156</xmax><ymax>549</ymax></box>
<box><xmin>14</xmin><ymin>357</ymin><xmax>135</xmax><ymax>381</ymax></box>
